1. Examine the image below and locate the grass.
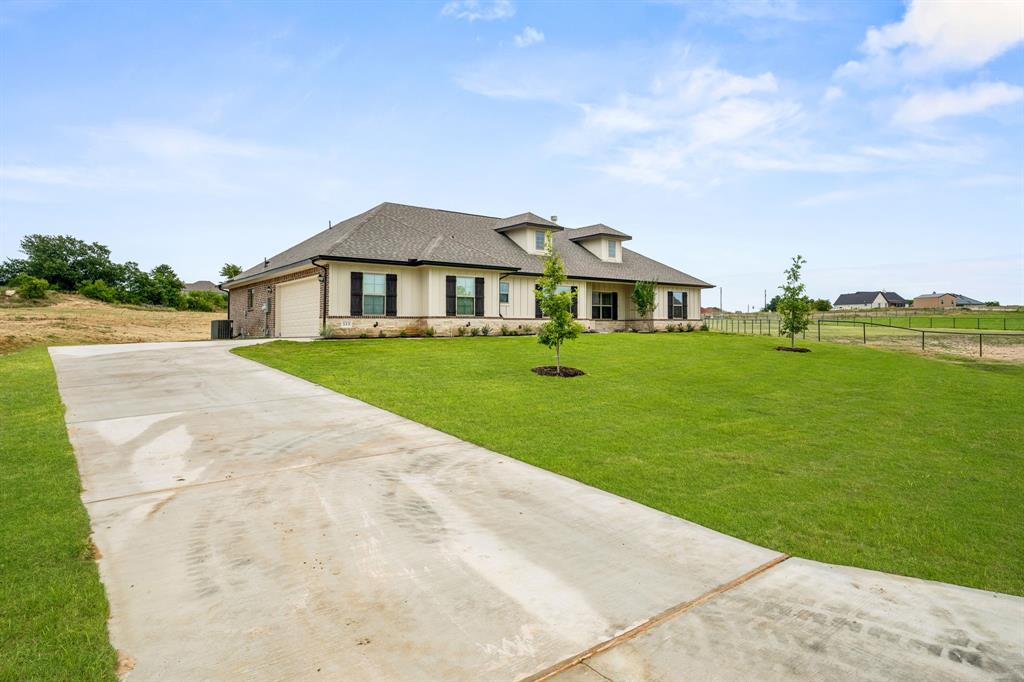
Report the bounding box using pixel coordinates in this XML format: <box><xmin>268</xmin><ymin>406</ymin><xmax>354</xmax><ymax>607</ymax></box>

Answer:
<box><xmin>236</xmin><ymin>333</ymin><xmax>1024</xmax><ymax>595</ymax></box>
<box><xmin>0</xmin><ymin>347</ymin><xmax>116</xmax><ymax>680</ymax></box>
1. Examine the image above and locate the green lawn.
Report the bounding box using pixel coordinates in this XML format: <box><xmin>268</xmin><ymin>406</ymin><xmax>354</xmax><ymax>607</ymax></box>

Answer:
<box><xmin>236</xmin><ymin>333</ymin><xmax>1024</xmax><ymax>595</ymax></box>
<box><xmin>0</xmin><ymin>347</ymin><xmax>116</xmax><ymax>681</ymax></box>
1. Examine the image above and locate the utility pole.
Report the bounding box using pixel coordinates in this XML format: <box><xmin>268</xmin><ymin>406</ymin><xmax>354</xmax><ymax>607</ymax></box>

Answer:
<box><xmin>764</xmin><ymin>289</ymin><xmax>767</xmax><ymax>312</ymax></box>
<box><xmin>719</xmin><ymin>288</ymin><xmax>723</xmax><ymax>313</ymax></box>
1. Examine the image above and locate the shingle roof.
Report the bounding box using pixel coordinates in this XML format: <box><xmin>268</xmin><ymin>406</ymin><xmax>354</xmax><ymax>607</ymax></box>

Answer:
<box><xmin>493</xmin><ymin>212</ymin><xmax>561</xmax><ymax>232</ymax></box>
<box><xmin>182</xmin><ymin>280</ymin><xmax>221</xmax><ymax>293</ymax></box>
<box><xmin>227</xmin><ymin>202</ymin><xmax>712</xmax><ymax>288</ymax></box>
<box><xmin>568</xmin><ymin>224</ymin><xmax>632</xmax><ymax>242</ymax></box>
<box><xmin>834</xmin><ymin>290</ymin><xmax>905</xmax><ymax>305</ymax></box>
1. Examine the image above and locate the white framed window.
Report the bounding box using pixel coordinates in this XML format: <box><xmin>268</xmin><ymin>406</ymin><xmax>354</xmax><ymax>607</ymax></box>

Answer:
<box><xmin>534</xmin><ymin>230</ymin><xmax>546</xmax><ymax>251</ymax></box>
<box><xmin>592</xmin><ymin>291</ymin><xmax>614</xmax><ymax>319</ymax></box>
<box><xmin>499</xmin><ymin>281</ymin><xmax>510</xmax><ymax>304</ymax></box>
<box><xmin>607</xmin><ymin>240</ymin><xmax>617</xmax><ymax>258</ymax></box>
<box><xmin>363</xmin><ymin>273</ymin><xmax>386</xmax><ymax>315</ymax></box>
<box><xmin>456</xmin><ymin>276</ymin><xmax>476</xmax><ymax>316</ymax></box>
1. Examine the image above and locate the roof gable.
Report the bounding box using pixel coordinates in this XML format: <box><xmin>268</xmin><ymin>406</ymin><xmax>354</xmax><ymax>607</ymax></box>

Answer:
<box><xmin>568</xmin><ymin>224</ymin><xmax>632</xmax><ymax>242</ymax></box>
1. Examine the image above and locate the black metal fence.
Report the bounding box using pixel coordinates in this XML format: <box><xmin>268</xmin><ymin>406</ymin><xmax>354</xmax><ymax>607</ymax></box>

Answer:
<box><xmin>704</xmin><ymin>316</ymin><xmax>1024</xmax><ymax>359</ymax></box>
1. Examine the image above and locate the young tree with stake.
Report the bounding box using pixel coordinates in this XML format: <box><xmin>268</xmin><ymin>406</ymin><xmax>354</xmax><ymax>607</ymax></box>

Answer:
<box><xmin>631</xmin><ymin>280</ymin><xmax>657</xmax><ymax>331</ymax></box>
<box><xmin>777</xmin><ymin>255</ymin><xmax>811</xmax><ymax>348</ymax></box>
<box><xmin>536</xmin><ymin>233</ymin><xmax>584</xmax><ymax>373</ymax></box>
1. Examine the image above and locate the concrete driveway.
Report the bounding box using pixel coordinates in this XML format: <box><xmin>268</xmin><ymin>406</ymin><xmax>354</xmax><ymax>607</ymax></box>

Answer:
<box><xmin>51</xmin><ymin>341</ymin><xmax>1023</xmax><ymax>681</ymax></box>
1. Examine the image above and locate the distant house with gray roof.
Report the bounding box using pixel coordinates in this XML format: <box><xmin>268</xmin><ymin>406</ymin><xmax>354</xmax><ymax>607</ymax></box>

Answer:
<box><xmin>222</xmin><ymin>202</ymin><xmax>712</xmax><ymax>337</ymax></box>
<box><xmin>912</xmin><ymin>292</ymin><xmax>984</xmax><ymax>309</ymax></box>
<box><xmin>833</xmin><ymin>291</ymin><xmax>908</xmax><ymax>310</ymax></box>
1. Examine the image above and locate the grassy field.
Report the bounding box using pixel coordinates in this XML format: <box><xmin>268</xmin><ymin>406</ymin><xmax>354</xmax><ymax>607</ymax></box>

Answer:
<box><xmin>0</xmin><ymin>347</ymin><xmax>116</xmax><ymax>680</ymax></box>
<box><xmin>236</xmin><ymin>333</ymin><xmax>1024</xmax><ymax>595</ymax></box>
<box><xmin>0</xmin><ymin>292</ymin><xmax>222</xmax><ymax>355</ymax></box>
<box><xmin>828</xmin><ymin>313</ymin><xmax>1024</xmax><ymax>331</ymax></box>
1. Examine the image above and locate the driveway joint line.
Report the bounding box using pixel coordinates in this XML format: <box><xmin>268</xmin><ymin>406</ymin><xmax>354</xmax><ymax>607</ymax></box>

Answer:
<box><xmin>520</xmin><ymin>553</ymin><xmax>790</xmax><ymax>682</ymax></box>
<box><xmin>581</xmin><ymin>661</ymin><xmax>615</xmax><ymax>682</ymax></box>
<box><xmin>55</xmin><ymin>367</ymin><xmax>283</xmax><ymax>390</ymax></box>
<box><xmin>64</xmin><ymin>392</ymin><xmax>341</xmax><ymax>424</ymax></box>
<box><xmin>82</xmin><ymin>440</ymin><xmax>458</xmax><ymax>506</ymax></box>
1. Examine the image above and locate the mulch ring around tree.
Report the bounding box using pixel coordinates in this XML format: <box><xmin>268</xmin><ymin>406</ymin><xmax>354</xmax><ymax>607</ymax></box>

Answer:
<box><xmin>532</xmin><ymin>366</ymin><xmax>586</xmax><ymax>377</ymax></box>
<box><xmin>775</xmin><ymin>346</ymin><xmax>811</xmax><ymax>353</ymax></box>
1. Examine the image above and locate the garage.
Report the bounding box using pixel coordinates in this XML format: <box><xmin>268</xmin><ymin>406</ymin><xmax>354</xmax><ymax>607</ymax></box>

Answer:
<box><xmin>276</xmin><ymin>277</ymin><xmax>320</xmax><ymax>337</ymax></box>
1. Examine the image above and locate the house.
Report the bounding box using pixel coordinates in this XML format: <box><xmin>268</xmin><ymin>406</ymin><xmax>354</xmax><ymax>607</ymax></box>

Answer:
<box><xmin>833</xmin><ymin>291</ymin><xmax>907</xmax><ymax>310</ymax></box>
<box><xmin>222</xmin><ymin>202</ymin><xmax>712</xmax><ymax>338</ymax></box>
<box><xmin>182</xmin><ymin>280</ymin><xmax>222</xmax><ymax>294</ymax></box>
<box><xmin>912</xmin><ymin>292</ymin><xmax>984</xmax><ymax>309</ymax></box>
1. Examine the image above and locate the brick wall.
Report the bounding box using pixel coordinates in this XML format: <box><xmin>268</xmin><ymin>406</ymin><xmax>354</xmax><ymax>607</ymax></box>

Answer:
<box><xmin>228</xmin><ymin>267</ymin><xmax>327</xmax><ymax>337</ymax></box>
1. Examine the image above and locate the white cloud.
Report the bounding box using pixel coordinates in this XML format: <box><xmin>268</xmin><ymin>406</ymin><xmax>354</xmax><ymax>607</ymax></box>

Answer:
<box><xmin>441</xmin><ymin>0</ymin><xmax>514</xmax><ymax>22</ymax></box>
<box><xmin>893</xmin><ymin>82</ymin><xmax>1024</xmax><ymax>125</ymax></box>
<box><xmin>87</xmin><ymin>123</ymin><xmax>280</xmax><ymax>161</ymax></box>
<box><xmin>513</xmin><ymin>26</ymin><xmax>544</xmax><ymax>48</ymax></box>
<box><xmin>822</xmin><ymin>85</ymin><xmax>843</xmax><ymax>103</ymax></box>
<box><xmin>838</xmin><ymin>0</ymin><xmax>1024</xmax><ymax>80</ymax></box>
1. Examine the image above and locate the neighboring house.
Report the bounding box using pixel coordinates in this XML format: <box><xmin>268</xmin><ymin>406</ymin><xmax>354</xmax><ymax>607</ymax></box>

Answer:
<box><xmin>701</xmin><ymin>306</ymin><xmax>722</xmax><ymax>315</ymax></box>
<box><xmin>833</xmin><ymin>291</ymin><xmax>908</xmax><ymax>310</ymax></box>
<box><xmin>912</xmin><ymin>292</ymin><xmax>984</xmax><ymax>309</ymax></box>
<box><xmin>183</xmin><ymin>280</ymin><xmax>222</xmax><ymax>294</ymax></box>
<box><xmin>222</xmin><ymin>202</ymin><xmax>712</xmax><ymax>338</ymax></box>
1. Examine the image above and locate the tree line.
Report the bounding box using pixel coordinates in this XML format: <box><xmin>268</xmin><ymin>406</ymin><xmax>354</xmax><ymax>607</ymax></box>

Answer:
<box><xmin>1</xmin><ymin>234</ymin><xmax>226</xmax><ymax>311</ymax></box>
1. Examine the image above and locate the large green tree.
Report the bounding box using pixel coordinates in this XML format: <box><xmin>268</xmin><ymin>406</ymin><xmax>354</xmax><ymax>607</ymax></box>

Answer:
<box><xmin>1</xmin><ymin>234</ymin><xmax>120</xmax><ymax>290</ymax></box>
<box><xmin>219</xmin><ymin>263</ymin><xmax>242</xmax><ymax>279</ymax></box>
<box><xmin>536</xmin><ymin>233</ymin><xmax>584</xmax><ymax>373</ymax></box>
<box><xmin>777</xmin><ymin>255</ymin><xmax>812</xmax><ymax>348</ymax></box>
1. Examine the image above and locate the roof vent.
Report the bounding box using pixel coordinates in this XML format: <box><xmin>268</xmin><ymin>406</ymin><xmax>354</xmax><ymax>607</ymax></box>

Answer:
<box><xmin>550</xmin><ymin>215</ymin><xmax>558</xmax><ymax>223</ymax></box>
<box><xmin>263</xmin><ymin>258</ymin><xmax>269</xmax><ymax>268</ymax></box>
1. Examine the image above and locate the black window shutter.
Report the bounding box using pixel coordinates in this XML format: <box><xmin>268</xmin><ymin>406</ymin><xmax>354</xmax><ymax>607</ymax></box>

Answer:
<box><xmin>474</xmin><ymin>277</ymin><xmax>485</xmax><ymax>317</ymax></box>
<box><xmin>611</xmin><ymin>292</ymin><xmax>618</xmax><ymax>320</ymax></box>
<box><xmin>667</xmin><ymin>291</ymin><xmax>674</xmax><ymax>319</ymax></box>
<box><xmin>445</xmin><ymin>276</ymin><xmax>456</xmax><ymax>317</ymax></box>
<box><xmin>680</xmin><ymin>291</ymin><xmax>688</xmax><ymax>319</ymax></box>
<box><xmin>350</xmin><ymin>272</ymin><xmax>363</xmax><ymax>317</ymax></box>
<box><xmin>385</xmin><ymin>274</ymin><xmax>397</xmax><ymax>317</ymax></box>
<box><xmin>535</xmin><ymin>284</ymin><xmax>542</xmax><ymax>318</ymax></box>
<box><xmin>570</xmin><ymin>286</ymin><xmax>578</xmax><ymax>318</ymax></box>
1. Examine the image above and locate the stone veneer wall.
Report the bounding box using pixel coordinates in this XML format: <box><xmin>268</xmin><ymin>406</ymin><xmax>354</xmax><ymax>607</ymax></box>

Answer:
<box><xmin>320</xmin><ymin>315</ymin><xmax>702</xmax><ymax>338</ymax></box>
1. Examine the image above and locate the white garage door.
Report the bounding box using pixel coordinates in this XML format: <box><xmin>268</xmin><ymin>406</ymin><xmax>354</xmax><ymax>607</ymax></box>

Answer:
<box><xmin>277</xmin><ymin>277</ymin><xmax>320</xmax><ymax>337</ymax></box>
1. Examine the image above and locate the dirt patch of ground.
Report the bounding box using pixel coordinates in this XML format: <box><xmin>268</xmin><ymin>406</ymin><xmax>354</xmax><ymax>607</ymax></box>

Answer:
<box><xmin>0</xmin><ymin>293</ymin><xmax>223</xmax><ymax>354</ymax></box>
<box><xmin>532</xmin><ymin>365</ymin><xmax>586</xmax><ymax>377</ymax></box>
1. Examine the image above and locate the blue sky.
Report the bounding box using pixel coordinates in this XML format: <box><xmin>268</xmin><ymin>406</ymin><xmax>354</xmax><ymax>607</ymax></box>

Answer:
<box><xmin>1</xmin><ymin>0</ymin><xmax>1021</xmax><ymax>308</ymax></box>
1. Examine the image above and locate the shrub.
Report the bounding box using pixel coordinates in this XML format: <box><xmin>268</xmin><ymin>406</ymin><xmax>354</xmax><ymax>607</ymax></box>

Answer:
<box><xmin>469</xmin><ymin>326</ymin><xmax>480</xmax><ymax>336</ymax></box>
<box><xmin>455</xmin><ymin>326</ymin><xmax>464</xmax><ymax>337</ymax></box>
<box><xmin>399</xmin><ymin>330</ymin><xmax>408</xmax><ymax>338</ymax></box>
<box><xmin>359</xmin><ymin>332</ymin><xmax>368</xmax><ymax>339</ymax></box>
<box><xmin>700</xmin><ymin>322</ymin><xmax>709</xmax><ymax>331</ymax></box>
<box><xmin>685</xmin><ymin>323</ymin><xmax>694</xmax><ymax>332</ymax></box>
<box><xmin>425</xmin><ymin>326</ymin><xmax>435</xmax><ymax>337</ymax></box>
<box><xmin>319</xmin><ymin>324</ymin><xmax>335</xmax><ymax>339</ymax></box>
<box><xmin>500</xmin><ymin>324</ymin><xmax>511</xmax><ymax>336</ymax></box>
<box><xmin>178</xmin><ymin>290</ymin><xmax>227</xmax><ymax>312</ymax></box>
<box><xmin>78</xmin><ymin>279</ymin><xmax>118</xmax><ymax>303</ymax></box>
<box><xmin>520</xmin><ymin>324</ymin><xmax>533</xmax><ymax>335</ymax></box>
<box><xmin>480</xmin><ymin>325</ymin><xmax>491</xmax><ymax>336</ymax></box>
<box><xmin>665</xmin><ymin>323</ymin><xmax>676</xmax><ymax>332</ymax></box>
<box><xmin>13</xmin><ymin>275</ymin><xmax>49</xmax><ymax>300</ymax></box>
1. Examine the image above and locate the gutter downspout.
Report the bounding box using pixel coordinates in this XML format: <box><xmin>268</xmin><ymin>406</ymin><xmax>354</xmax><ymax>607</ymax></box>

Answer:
<box><xmin>217</xmin><ymin>281</ymin><xmax>232</xmax><ymax>337</ymax></box>
<box><xmin>312</xmin><ymin>258</ymin><xmax>329</xmax><ymax>332</ymax></box>
<box><xmin>498</xmin><ymin>271</ymin><xmax>515</xmax><ymax>319</ymax></box>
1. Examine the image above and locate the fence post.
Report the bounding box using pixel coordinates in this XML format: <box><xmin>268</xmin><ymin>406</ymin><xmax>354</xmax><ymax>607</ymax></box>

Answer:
<box><xmin>979</xmin><ymin>334</ymin><xmax>982</xmax><ymax>357</ymax></box>
<box><xmin>863</xmin><ymin>323</ymin><xmax>867</xmax><ymax>344</ymax></box>
<box><xmin>817</xmin><ymin>319</ymin><xmax>820</xmax><ymax>341</ymax></box>
<box><xmin>769</xmin><ymin>319</ymin><xmax>772</xmax><ymax>336</ymax></box>
<box><xmin>921</xmin><ymin>330</ymin><xmax>924</xmax><ymax>351</ymax></box>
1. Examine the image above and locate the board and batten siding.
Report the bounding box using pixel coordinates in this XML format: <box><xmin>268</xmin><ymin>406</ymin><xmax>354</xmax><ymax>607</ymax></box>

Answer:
<box><xmin>327</xmin><ymin>261</ymin><xmax>701</xmax><ymax>321</ymax></box>
<box><xmin>328</xmin><ymin>262</ymin><xmax>425</xmax><ymax>317</ymax></box>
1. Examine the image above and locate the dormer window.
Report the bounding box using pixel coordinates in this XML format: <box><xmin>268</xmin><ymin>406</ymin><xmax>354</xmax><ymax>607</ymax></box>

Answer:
<box><xmin>607</xmin><ymin>241</ymin><xmax>617</xmax><ymax>258</ymax></box>
<box><xmin>534</xmin><ymin>231</ymin><xmax>546</xmax><ymax>251</ymax></box>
